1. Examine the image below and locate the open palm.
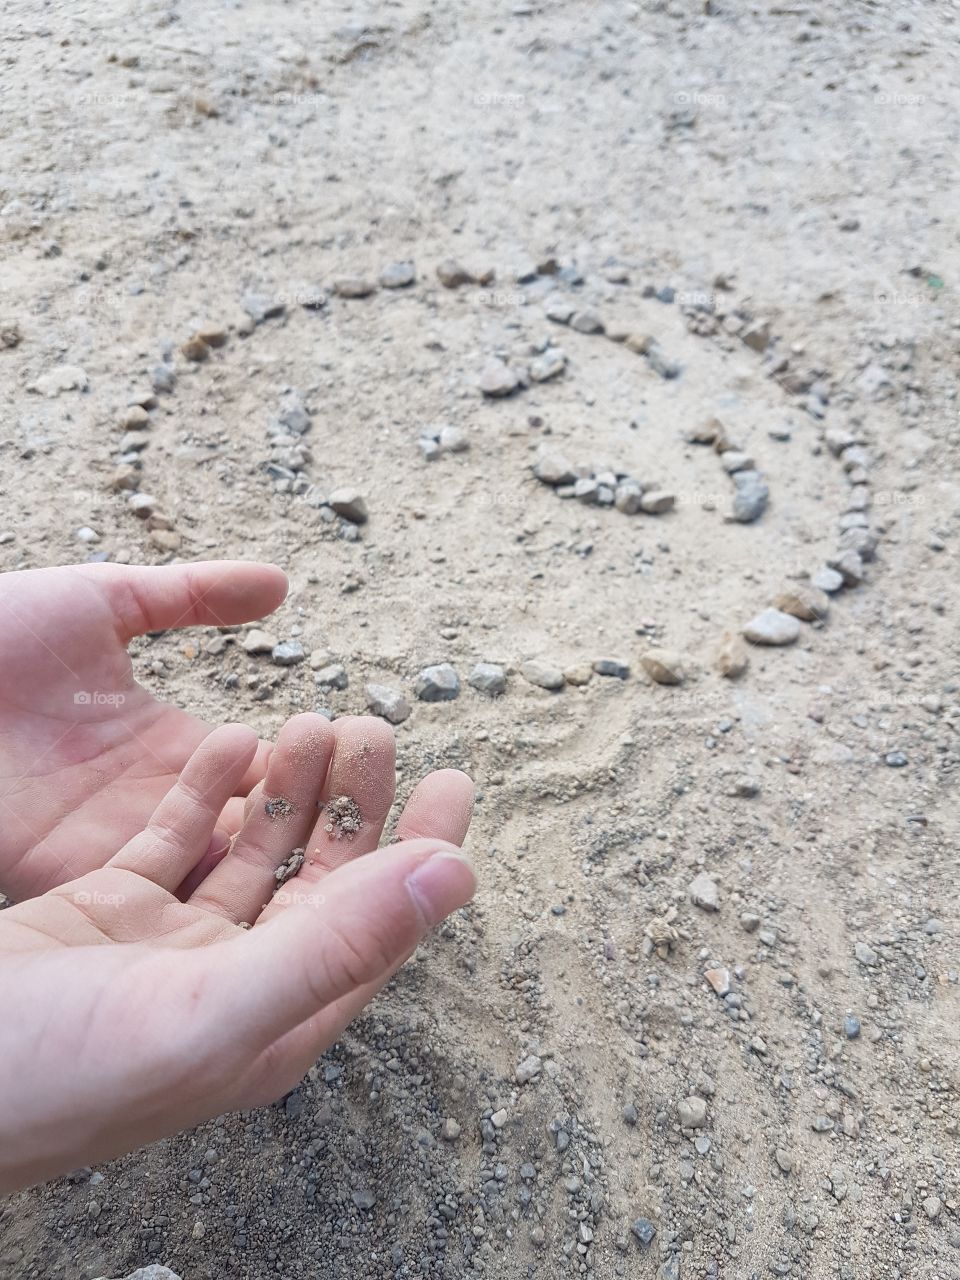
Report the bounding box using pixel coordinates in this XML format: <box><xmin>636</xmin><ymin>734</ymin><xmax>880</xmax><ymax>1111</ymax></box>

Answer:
<box><xmin>0</xmin><ymin>714</ymin><xmax>475</xmax><ymax>1191</ymax></box>
<box><xmin>0</xmin><ymin>560</ymin><xmax>287</xmax><ymax>901</ymax></box>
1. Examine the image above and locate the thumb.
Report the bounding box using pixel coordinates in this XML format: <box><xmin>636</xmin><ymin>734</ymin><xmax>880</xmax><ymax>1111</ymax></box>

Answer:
<box><xmin>92</xmin><ymin>560</ymin><xmax>288</xmax><ymax>640</ymax></box>
<box><xmin>199</xmin><ymin>839</ymin><xmax>476</xmax><ymax>1053</ymax></box>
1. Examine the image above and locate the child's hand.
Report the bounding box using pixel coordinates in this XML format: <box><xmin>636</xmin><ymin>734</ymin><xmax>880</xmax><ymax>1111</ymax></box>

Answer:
<box><xmin>0</xmin><ymin>713</ymin><xmax>475</xmax><ymax>1192</ymax></box>
<box><xmin>0</xmin><ymin>560</ymin><xmax>288</xmax><ymax>901</ymax></box>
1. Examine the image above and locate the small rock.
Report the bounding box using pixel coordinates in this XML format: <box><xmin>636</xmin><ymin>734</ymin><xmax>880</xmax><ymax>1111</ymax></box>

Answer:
<box><xmin>631</xmin><ymin>1218</ymin><xmax>657</xmax><ymax>1248</ymax></box>
<box><xmin>150</xmin><ymin>529</ymin><xmax>182</xmax><ymax>552</ymax></box>
<box><xmin>704</xmin><ymin>967</ymin><xmax>730</xmax><ymax>996</ymax></box>
<box><xmin>743</xmin><ymin>608</ymin><xmax>801</xmax><ymax>646</ymax></box>
<box><xmin>379</xmin><ymin>261</ymin><xmax>415</xmax><ymax>289</ymax></box>
<box><xmin>843</xmin><ymin>1015</ymin><xmax>861</xmax><ymax>1039</ymax></box>
<box><xmin>678</xmin><ymin>1096</ymin><xmax>708</xmax><ymax>1128</ymax></box>
<box><xmin>441</xmin><ymin>1118</ymin><xmax>461</xmax><ymax>1141</ymax></box>
<box><xmin>34</xmin><ymin>365</ymin><xmax>89</xmax><ymax>396</ymax></box>
<box><xmin>625</xmin><ymin>332</ymin><xmax>653</xmax><ymax>354</ymax></box>
<box><xmin>533</xmin><ymin>449</ymin><xmax>576</xmax><ymax>486</ymax></box>
<box><xmin>689</xmin><ymin>872</ymin><xmax>719</xmax><ymax>912</ymax></box>
<box><xmin>520</xmin><ymin>660</ymin><xmax>565</xmax><ymax>691</ymax></box>
<box><xmin>515</xmin><ymin>1054</ymin><xmax>542</xmax><ymax>1084</ymax></box>
<box><xmin>614</xmin><ymin>480</ymin><xmax>644</xmax><ymax>514</ymax></box>
<box><xmin>272</xmin><ymin>641</ymin><xmax>306</xmax><ymax>667</ymax></box>
<box><xmin>741</xmin><ymin>318</ymin><xmax>772</xmax><ymax>351</ymax></box>
<box><xmin>646</xmin><ymin>343</ymin><xmax>680</xmax><ymax>379</ymax></box>
<box><xmin>922</xmin><ymin>1195</ymin><xmax>942</xmax><ymax>1221</ymax></box>
<box><xmin>570</xmin><ymin>309</ymin><xmax>604</xmax><ymax>335</ymax></box>
<box><xmin>775</xmin><ymin>1149</ymin><xmax>795</xmax><ymax>1174</ymax></box>
<box><xmin>195</xmin><ymin>323</ymin><xmax>228</xmax><ymax>348</ymax></box>
<box><xmin>120</xmin><ymin>405</ymin><xmax>150</xmax><ymax>430</ymax></box>
<box><xmin>641</xmin><ymin>649</ymin><xmax>684</xmax><ymax>685</ymax></box>
<box><xmin>439</xmin><ymin>424</ymin><xmax>469</xmax><ymax>453</ymax></box>
<box><xmin>774</xmin><ymin>584</ymin><xmax>829</xmax><ymax>622</ymax></box>
<box><xmin>885</xmin><ymin>751</ymin><xmax>908</xmax><ymax>768</ymax></box>
<box><xmin>242</xmin><ymin>293</ymin><xmax>285</xmax><ymax>324</ymax></box>
<box><xmin>545</xmin><ymin>299</ymin><xmax>575</xmax><ymax>324</ymax></box>
<box><xmin>365</xmin><ymin>683</ymin><xmax>411</xmax><ymax>724</ymax></box>
<box><xmin>811</xmin><ymin>566</ymin><xmax>844</xmax><ymax>593</ymax></box>
<box><xmin>827</xmin><ymin>550</ymin><xmax>864</xmax><ymax>586</ymax></box>
<box><xmin>351</xmin><ymin>1189</ymin><xmax>376</xmax><ymax>1211</ymax></box>
<box><xmin>314</xmin><ymin>663</ymin><xmax>349</xmax><ymax>690</ymax></box>
<box><xmin>593</xmin><ymin>658</ymin><xmax>629</xmax><ymax>679</ymax></box>
<box><xmin>730</xmin><ymin>470</ymin><xmax>769</xmax><ymax>523</ymax></box>
<box><xmin>563</xmin><ymin>663</ymin><xmax>594</xmax><ymax>686</ymax></box>
<box><xmin>436</xmin><ymin>259</ymin><xmax>474</xmax><ymax>288</ymax></box>
<box><xmin>415</xmin><ymin>663</ymin><xmax>460</xmax><ymax>701</ymax></box>
<box><xmin>151</xmin><ymin>364</ymin><xmax>176</xmax><ymax>394</ymax></box>
<box><xmin>622</xmin><ymin>1102</ymin><xmax>638</xmax><ymax>1126</ymax></box>
<box><xmin>730</xmin><ymin>775</ymin><xmax>760</xmax><ymax>798</ymax></box>
<box><xmin>180</xmin><ymin>334</ymin><xmax>210</xmax><ymax>362</ymax></box>
<box><xmin>720</xmin><ymin>450</ymin><xmax>754</xmax><ymax>473</ymax></box>
<box><xmin>241</xmin><ymin>628</ymin><xmax>278</xmax><ymax>655</ymax></box>
<box><xmin>333</xmin><ymin>276</ymin><xmax>376</xmax><ymax>299</ymax></box>
<box><xmin>640</xmin><ymin>489</ymin><xmax>675</xmax><ymax>514</ymax></box>
<box><xmin>479</xmin><ymin>358</ymin><xmax>522</xmax><ymax>398</ymax></box>
<box><xmin>529</xmin><ymin>348</ymin><xmax>566</xmax><ymax>382</ymax></box>
<box><xmin>740</xmin><ymin>912</ymin><xmax>761</xmax><ymax>933</ymax></box>
<box><xmin>854</xmin><ymin>941</ymin><xmax>879</xmax><ymax>966</ymax></box>
<box><xmin>127</xmin><ymin>493</ymin><xmax>156</xmax><ymax>519</ymax></box>
<box><xmin>469</xmin><ymin>663</ymin><xmax>506</xmax><ymax>696</ymax></box>
<box><xmin>716</xmin><ymin>631</ymin><xmax>748</xmax><ymax>678</ymax></box>
<box><xmin>329</xmin><ymin>489</ymin><xmax>368</xmax><ymax>524</ymax></box>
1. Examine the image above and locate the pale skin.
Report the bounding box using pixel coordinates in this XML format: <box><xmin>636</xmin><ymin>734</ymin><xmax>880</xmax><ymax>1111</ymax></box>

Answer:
<box><xmin>0</xmin><ymin>563</ymin><xmax>476</xmax><ymax>1192</ymax></box>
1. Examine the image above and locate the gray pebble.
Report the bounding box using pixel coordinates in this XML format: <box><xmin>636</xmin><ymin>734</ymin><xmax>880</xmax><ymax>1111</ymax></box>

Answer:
<box><xmin>631</xmin><ymin>1218</ymin><xmax>657</xmax><ymax>1247</ymax></box>
<box><xmin>689</xmin><ymin>871</ymin><xmax>719</xmax><ymax>912</ymax></box>
<box><xmin>743</xmin><ymin>608</ymin><xmax>801</xmax><ymax>646</ymax></box>
<box><xmin>379</xmin><ymin>261</ymin><xmax>416</xmax><ymax>289</ymax></box>
<box><xmin>520</xmin><ymin>660</ymin><xmax>565</xmax><ymax>691</ymax></box>
<box><xmin>593</xmin><ymin>657</ymin><xmax>629</xmax><ymax>678</ymax></box>
<box><xmin>365</xmin><ymin>683</ymin><xmax>411</xmax><ymax>724</ymax></box>
<box><xmin>271</xmin><ymin>641</ymin><xmax>306</xmax><ymax>667</ymax></box>
<box><xmin>843</xmin><ymin>1015</ymin><xmax>861</xmax><ymax>1039</ymax></box>
<box><xmin>314</xmin><ymin>663</ymin><xmax>348</xmax><ymax>690</ymax></box>
<box><xmin>415</xmin><ymin>663</ymin><xmax>460</xmax><ymax>701</ymax></box>
<box><xmin>730</xmin><ymin>470</ymin><xmax>769</xmax><ymax>523</ymax></box>
<box><xmin>678</xmin><ymin>1095</ymin><xmax>708</xmax><ymax>1128</ymax></box>
<box><xmin>469</xmin><ymin>662</ymin><xmax>507</xmax><ymax>695</ymax></box>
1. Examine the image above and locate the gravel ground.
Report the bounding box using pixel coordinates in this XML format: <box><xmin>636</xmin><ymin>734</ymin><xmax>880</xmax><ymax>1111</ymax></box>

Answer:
<box><xmin>1</xmin><ymin>1</ymin><xmax>959</xmax><ymax>1278</ymax></box>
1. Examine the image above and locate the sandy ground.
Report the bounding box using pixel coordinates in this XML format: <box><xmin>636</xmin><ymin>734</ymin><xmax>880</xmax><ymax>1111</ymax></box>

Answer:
<box><xmin>1</xmin><ymin>1</ymin><xmax>959</xmax><ymax>1277</ymax></box>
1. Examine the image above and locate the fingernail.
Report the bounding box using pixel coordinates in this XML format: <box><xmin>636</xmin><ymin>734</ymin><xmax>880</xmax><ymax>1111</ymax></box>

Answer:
<box><xmin>406</xmin><ymin>850</ymin><xmax>477</xmax><ymax>927</ymax></box>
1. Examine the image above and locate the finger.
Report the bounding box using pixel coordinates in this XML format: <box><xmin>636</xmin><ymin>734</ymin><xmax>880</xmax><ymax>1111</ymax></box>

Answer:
<box><xmin>303</xmin><ymin>716</ymin><xmax>397</xmax><ymax>872</ymax></box>
<box><xmin>236</xmin><ymin>739</ymin><xmax>273</xmax><ymax>801</ymax></box>
<box><xmin>109</xmin><ymin>724</ymin><xmax>259</xmax><ymax>889</ymax></box>
<box><xmin>393</xmin><ymin>769</ymin><xmax>475</xmax><ymax>845</ymax></box>
<box><xmin>200</xmin><ymin>839</ymin><xmax>476</xmax><ymax>1055</ymax></box>
<box><xmin>188</xmin><ymin>714</ymin><xmax>336</xmax><ymax>922</ymax></box>
<box><xmin>89</xmin><ymin>560</ymin><xmax>288</xmax><ymax>642</ymax></box>
<box><xmin>175</xmin><ymin>828</ymin><xmax>232</xmax><ymax>900</ymax></box>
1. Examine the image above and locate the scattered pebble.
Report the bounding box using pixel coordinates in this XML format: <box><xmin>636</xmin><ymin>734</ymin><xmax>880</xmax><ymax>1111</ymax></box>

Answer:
<box><xmin>329</xmin><ymin>489</ymin><xmax>368</xmax><ymax>524</ymax></box>
<box><xmin>365</xmin><ymin>683</ymin><xmax>411</xmax><ymax>724</ymax></box>
<box><xmin>469</xmin><ymin>663</ymin><xmax>507</xmax><ymax>695</ymax></box>
<box><xmin>743</xmin><ymin>608</ymin><xmax>801</xmax><ymax>646</ymax></box>
<box><xmin>379</xmin><ymin>261</ymin><xmax>415</xmax><ymax>289</ymax></box>
<box><xmin>631</xmin><ymin>1218</ymin><xmax>657</xmax><ymax>1247</ymax></box>
<box><xmin>593</xmin><ymin>658</ymin><xmax>629</xmax><ymax>679</ymax></box>
<box><xmin>843</xmin><ymin>1015</ymin><xmax>861</xmax><ymax>1039</ymax></box>
<box><xmin>774</xmin><ymin>584</ymin><xmax>829</xmax><ymax>622</ymax></box>
<box><xmin>322</xmin><ymin>794</ymin><xmax>363</xmax><ymax>839</ymax></box>
<box><xmin>704</xmin><ymin>967</ymin><xmax>731</xmax><ymax>996</ymax></box>
<box><xmin>678</xmin><ymin>1096</ymin><xmax>708</xmax><ymax>1128</ymax></box>
<box><xmin>333</xmin><ymin>277</ymin><xmax>376</xmax><ymax>299</ymax></box>
<box><xmin>272</xmin><ymin>641</ymin><xmax>306</xmax><ymax>667</ymax></box>
<box><xmin>811</xmin><ymin>565</ymin><xmax>844</xmax><ymax>593</ymax></box>
<box><xmin>641</xmin><ymin>649</ymin><xmax>684</xmax><ymax>685</ymax></box>
<box><xmin>730</xmin><ymin>470</ymin><xmax>769</xmax><ymax>523</ymax></box>
<box><xmin>520</xmin><ymin>660</ymin><xmax>565</xmax><ymax>691</ymax></box>
<box><xmin>515</xmin><ymin>1054</ymin><xmax>542</xmax><ymax>1084</ymax></box>
<box><xmin>414</xmin><ymin>663</ymin><xmax>460</xmax><ymax>701</ymax></box>
<box><xmin>314</xmin><ymin>663</ymin><xmax>349</xmax><ymax>690</ymax></box>
<box><xmin>479</xmin><ymin>358</ymin><xmax>522</xmax><ymax>398</ymax></box>
<box><xmin>242</xmin><ymin>628</ymin><xmax>279</xmax><ymax>654</ymax></box>
<box><xmin>715</xmin><ymin>632</ymin><xmax>748</xmax><ymax>678</ymax></box>
<box><xmin>689</xmin><ymin>872</ymin><xmax>719</xmax><ymax>912</ymax></box>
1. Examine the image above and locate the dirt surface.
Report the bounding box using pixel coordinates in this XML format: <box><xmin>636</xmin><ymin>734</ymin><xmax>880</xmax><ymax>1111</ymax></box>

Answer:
<box><xmin>2</xmin><ymin>1</ymin><xmax>959</xmax><ymax>1278</ymax></box>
